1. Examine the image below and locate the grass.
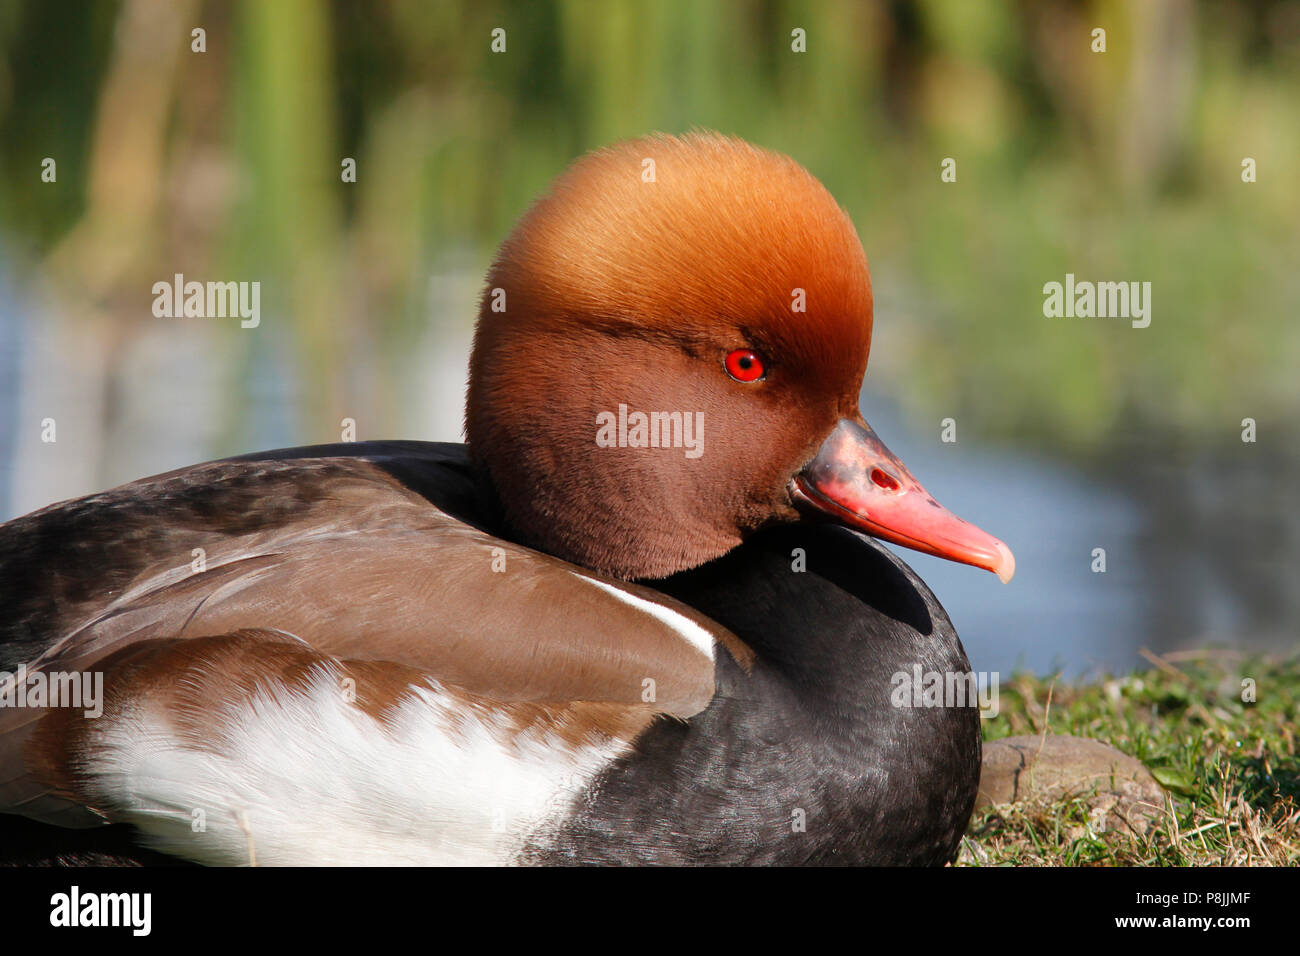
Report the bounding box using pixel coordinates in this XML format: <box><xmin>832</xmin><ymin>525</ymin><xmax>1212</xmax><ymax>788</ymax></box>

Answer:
<box><xmin>958</xmin><ymin>651</ymin><xmax>1300</xmax><ymax>866</ymax></box>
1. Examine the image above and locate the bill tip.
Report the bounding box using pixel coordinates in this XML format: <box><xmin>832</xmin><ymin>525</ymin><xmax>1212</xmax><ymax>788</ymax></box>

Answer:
<box><xmin>994</xmin><ymin>541</ymin><xmax>1016</xmax><ymax>584</ymax></box>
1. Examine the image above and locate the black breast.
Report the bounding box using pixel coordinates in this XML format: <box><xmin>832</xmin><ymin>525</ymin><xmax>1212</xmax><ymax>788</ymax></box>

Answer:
<box><xmin>527</xmin><ymin>523</ymin><xmax>982</xmax><ymax>865</ymax></box>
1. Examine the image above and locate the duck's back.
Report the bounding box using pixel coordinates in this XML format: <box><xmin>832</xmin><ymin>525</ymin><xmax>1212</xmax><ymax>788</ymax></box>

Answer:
<box><xmin>0</xmin><ymin>443</ymin><xmax>479</xmax><ymax>674</ymax></box>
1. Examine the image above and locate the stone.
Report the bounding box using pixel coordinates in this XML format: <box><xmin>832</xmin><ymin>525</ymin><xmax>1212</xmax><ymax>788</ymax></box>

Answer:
<box><xmin>977</xmin><ymin>734</ymin><xmax>1168</xmax><ymax>834</ymax></box>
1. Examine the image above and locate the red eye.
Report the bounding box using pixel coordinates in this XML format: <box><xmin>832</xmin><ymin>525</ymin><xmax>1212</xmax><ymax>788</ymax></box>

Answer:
<box><xmin>724</xmin><ymin>348</ymin><xmax>765</xmax><ymax>383</ymax></box>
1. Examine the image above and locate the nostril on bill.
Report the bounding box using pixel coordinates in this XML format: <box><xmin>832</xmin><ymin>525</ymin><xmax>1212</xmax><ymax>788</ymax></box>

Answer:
<box><xmin>870</xmin><ymin>468</ymin><xmax>900</xmax><ymax>492</ymax></box>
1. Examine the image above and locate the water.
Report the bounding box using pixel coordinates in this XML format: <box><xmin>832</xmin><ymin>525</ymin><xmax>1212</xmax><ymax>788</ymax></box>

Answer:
<box><xmin>861</xmin><ymin>394</ymin><xmax>1298</xmax><ymax>677</ymax></box>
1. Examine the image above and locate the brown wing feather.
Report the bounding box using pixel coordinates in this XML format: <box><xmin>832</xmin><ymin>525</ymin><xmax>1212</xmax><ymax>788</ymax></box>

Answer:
<box><xmin>3</xmin><ymin>454</ymin><xmax>725</xmax><ymax>709</ymax></box>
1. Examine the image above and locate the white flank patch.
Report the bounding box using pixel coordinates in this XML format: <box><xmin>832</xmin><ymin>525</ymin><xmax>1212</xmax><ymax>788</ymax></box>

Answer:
<box><xmin>576</xmin><ymin>575</ymin><xmax>716</xmax><ymax>661</ymax></box>
<box><xmin>84</xmin><ymin>670</ymin><xmax>634</xmax><ymax>866</ymax></box>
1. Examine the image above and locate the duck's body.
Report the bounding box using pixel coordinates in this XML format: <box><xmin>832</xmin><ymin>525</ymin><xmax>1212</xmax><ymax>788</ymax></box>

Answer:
<box><xmin>0</xmin><ymin>133</ymin><xmax>1007</xmax><ymax>865</ymax></box>
<box><xmin>0</xmin><ymin>442</ymin><xmax>977</xmax><ymax>865</ymax></box>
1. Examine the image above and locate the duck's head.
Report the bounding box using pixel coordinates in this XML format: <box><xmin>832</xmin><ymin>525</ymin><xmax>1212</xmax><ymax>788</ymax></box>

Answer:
<box><xmin>467</xmin><ymin>132</ymin><xmax>1013</xmax><ymax>584</ymax></box>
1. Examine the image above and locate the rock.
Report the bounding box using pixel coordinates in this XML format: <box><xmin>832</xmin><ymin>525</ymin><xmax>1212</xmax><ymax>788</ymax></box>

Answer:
<box><xmin>977</xmin><ymin>734</ymin><xmax>1168</xmax><ymax>834</ymax></box>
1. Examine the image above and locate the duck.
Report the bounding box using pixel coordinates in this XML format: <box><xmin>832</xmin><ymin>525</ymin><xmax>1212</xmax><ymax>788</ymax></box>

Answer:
<box><xmin>0</xmin><ymin>132</ymin><xmax>1013</xmax><ymax>866</ymax></box>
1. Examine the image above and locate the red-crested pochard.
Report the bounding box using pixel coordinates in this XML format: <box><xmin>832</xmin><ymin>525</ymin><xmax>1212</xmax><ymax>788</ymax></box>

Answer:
<box><xmin>0</xmin><ymin>132</ymin><xmax>1012</xmax><ymax>866</ymax></box>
